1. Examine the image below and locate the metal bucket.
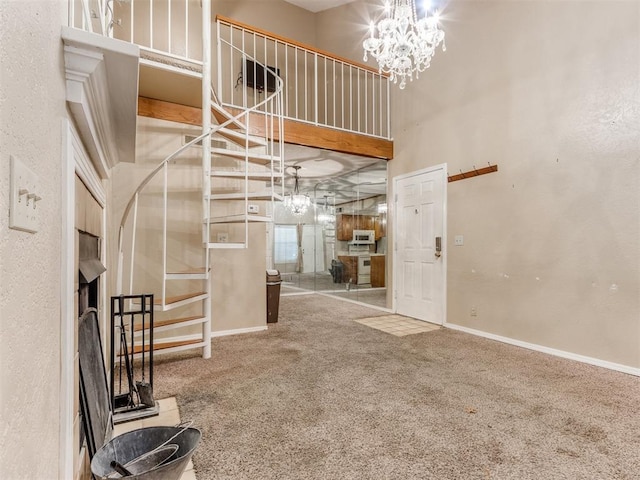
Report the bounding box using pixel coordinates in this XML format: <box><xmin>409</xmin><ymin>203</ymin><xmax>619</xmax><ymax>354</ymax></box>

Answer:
<box><xmin>91</xmin><ymin>426</ymin><xmax>201</xmax><ymax>480</ymax></box>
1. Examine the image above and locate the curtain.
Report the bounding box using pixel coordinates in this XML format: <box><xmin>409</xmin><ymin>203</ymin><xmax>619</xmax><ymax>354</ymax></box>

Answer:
<box><xmin>296</xmin><ymin>223</ymin><xmax>303</xmax><ymax>273</ymax></box>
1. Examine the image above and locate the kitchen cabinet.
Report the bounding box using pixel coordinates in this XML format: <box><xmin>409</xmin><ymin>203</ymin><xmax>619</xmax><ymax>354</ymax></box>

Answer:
<box><xmin>374</xmin><ymin>214</ymin><xmax>386</xmax><ymax>240</ymax></box>
<box><xmin>358</xmin><ymin>215</ymin><xmax>375</xmax><ymax>231</ymax></box>
<box><xmin>337</xmin><ymin>214</ymin><xmax>355</xmax><ymax>241</ymax></box>
<box><xmin>371</xmin><ymin>255</ymin><xmax>385</xmax><ymax>287</ymax></box>
<box><xmin>337</xmin><ymin>214</ymin><xmax>378</xmax><ymax>241</ymax></box>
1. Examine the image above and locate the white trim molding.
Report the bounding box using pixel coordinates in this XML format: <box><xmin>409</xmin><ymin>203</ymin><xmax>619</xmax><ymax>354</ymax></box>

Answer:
<box><xmin>445</xmin><ymin>323</ymin><xmax>640</xmax><ymax>377</ymax></box>
<box><xmin>71</xmin><ymin>123</ymin><xmax>106</xmax><ymax>206</ymax></box>
<box><xmin>150</xmin><ymin>326</ymin><xmax>269</xmax><ymax>349</ymax></box>
<box><xmin>59</xmin><ymin>118</ymin><xmax>76</xmax><ymax>480</ymax></box>
<box><xmin>62</xmin><ymin>26</ymin><xmax>139</xmax><ymax>179</ymax></box>
<box><xmin>211</xmin><ymin>326</ymin><xmax>268</xmax><ymax>338</ymax></box>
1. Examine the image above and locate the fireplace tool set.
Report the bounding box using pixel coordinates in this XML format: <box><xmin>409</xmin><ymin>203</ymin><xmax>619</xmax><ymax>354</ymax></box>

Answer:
<box><xmin>110</xmin><ymin>294</ymin><xmax>157</xmax><ymax>421</ymax></box>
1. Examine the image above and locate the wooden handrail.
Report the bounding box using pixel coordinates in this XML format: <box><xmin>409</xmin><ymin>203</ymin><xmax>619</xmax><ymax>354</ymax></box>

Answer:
<box><xmin>216</xmin><ymin>14</ymin><xmax>388</xmax><ymax>77</ymax></box>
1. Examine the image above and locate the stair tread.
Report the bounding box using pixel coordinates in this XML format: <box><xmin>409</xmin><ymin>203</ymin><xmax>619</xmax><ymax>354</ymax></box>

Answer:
<box><xmin>216</xmin><ymin>127</ymin><xmax>267</xmax><ymax>148</ymax></box>
<box><xmin>133</xmin><ymin>315</ymin><xmax>205</xmax><ymax>332</ymax></box>
<box><xmin>211</xmin><ymin>147</ymin><xmax>274</xmax><ymax>165</ymax></box>
<box><xmin>207</xmin><ymin>214</ymin><xmax>272</xmax><ymax>224</ymax></box>
<box><xmin>207</xmin><ymin>191</ymin><xmax>283</xmax><ymax>201</ymax></box>
<box><xmin>156</xmin><ymin>292</ymin><xmax>208</xmax><ymax>305</ymax></box>
<box><xmin>131</xmin><ymin>339</ymin><xmax>204</xmax><ymax>354</ymax></box>
<box><xmin>207</xmin><ymin>242</ymin><xmax>247</xmax><ymax>249</ymax></box>
<box><xmin>212</xmin><ymin>103</ymin><xmax>245</xmax><ymax>130</ymax></box>
<box><xmin>210</xmin><ymin>170</ymin><xmax>279</xmax><ymax>180</ymax></box>
<box><xmin>166</xmin><ymin>267</ymin><xmax>209</xmax><ymax>274</ymax></box>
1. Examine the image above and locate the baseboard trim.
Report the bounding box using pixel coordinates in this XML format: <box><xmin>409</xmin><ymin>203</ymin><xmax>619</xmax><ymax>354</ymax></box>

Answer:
<box><xmin>211</xmin><ymin>326</ymin><xmax>268</xmax><ymax>338</ymax></box>
<box><xmin>316</xmin><ymin>291</ymin><xmax>393</xmax><ymax>313</ymax></box>
<box><xmin>155</xmin><ymin>326</ymin><xmax>268</xmax><ymax>346</ymax></box>
<box><xmin>445</xmin><ymin>323</ymin><xmax>640</xmax><ymax>377</ymax></box>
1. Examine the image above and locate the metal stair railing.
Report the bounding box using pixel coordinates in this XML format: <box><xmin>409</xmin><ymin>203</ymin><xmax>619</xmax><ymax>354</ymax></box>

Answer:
<box><xmin>116</xmin><ymin>64</ymin><xmax>284</xmax><ymax>311</ymax></box>
<box><xmin>206</xmin><ymin>42</ymin><xmax>285</xmax><ymax>249</ymax></box>
<box><xmin>216</xmin><ymin>14</ymin><xmax>390</xmax><ymax>140</ymax></box>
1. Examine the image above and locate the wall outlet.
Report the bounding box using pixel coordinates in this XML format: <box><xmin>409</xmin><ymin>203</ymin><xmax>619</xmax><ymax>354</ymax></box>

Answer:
<box><xmin>470</xmin><ymin>306</ymin><xmax>477</xmax><ymax>317</ymax></box>
<box><xmin>248</xmin><ymin>204</ymin><xmax>259</xmax><ymax>214</ymax></box>
<box><xmin>454</xmin><ymin>235</ymin><xmax>464</xmax><ymax>246</ymax></box>
<box><xmin>217</xmin><ymin>232</ymin><xmax>228</xmax><ymax>243</ymax></box>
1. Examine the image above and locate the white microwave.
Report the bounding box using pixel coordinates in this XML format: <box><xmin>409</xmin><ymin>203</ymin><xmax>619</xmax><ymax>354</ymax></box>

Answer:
<box><xmin>351</xmin><ymin>230</ymin><xmax>375</xmax><ymax>244</ymax></box>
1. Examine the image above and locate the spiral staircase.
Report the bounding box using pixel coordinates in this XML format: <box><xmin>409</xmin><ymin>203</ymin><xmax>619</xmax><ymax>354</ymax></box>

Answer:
<box><xmin>117</xmin><ymin>46</ymin><xmax>284</xmax><ymax>359</ymax></box>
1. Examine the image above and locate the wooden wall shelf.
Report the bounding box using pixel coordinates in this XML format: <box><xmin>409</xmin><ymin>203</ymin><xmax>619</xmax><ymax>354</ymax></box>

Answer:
<box><xmin>448</xmin><ymin>164</ymin><xmax>498</xmax><ymax>183</ymax></box>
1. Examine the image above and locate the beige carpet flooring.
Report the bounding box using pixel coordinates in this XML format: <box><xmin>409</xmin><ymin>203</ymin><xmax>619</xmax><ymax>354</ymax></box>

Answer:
<box><xmin>153</xmin><ymin>295</ymin><xmax>640</xmax><ymax>479</ymax></box>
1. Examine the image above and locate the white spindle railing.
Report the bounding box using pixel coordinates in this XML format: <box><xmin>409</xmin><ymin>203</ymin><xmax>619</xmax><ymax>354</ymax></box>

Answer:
<box><xmin>68</xmin><ymin>0</ymin><xmax>196</xmax><ymax>57</ymax></box>
<box><xmin>216</xmin><ymin>16</ymin><xmax>391</xmax><ymax>140</ymax></box>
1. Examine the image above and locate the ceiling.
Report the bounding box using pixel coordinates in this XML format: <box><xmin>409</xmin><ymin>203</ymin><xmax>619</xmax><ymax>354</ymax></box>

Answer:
<box><xmin>286</xmin><ymin>144</ymin><xmax>387</xmax><ymax>203</ymax></box>
<box><xmin>283</xmin><ymin>0</ymin><xmax>358</xmax><ymax>13</ymax></box>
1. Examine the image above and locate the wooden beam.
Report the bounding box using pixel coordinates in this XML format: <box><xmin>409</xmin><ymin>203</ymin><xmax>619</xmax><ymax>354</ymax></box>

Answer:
<box><xmin>285</xmin><ymin>118</ymin><xmax>393</xmax><ymax>160</ymax></box>
<box><xmin>138</xmin><ymin>97</ymin><xmax>394</xmax><ymax>160</ymax></box>
<box><xmin>138</xmin><ymin>96</ymin><xmax>201</xmax><ymax>126</ymax></box>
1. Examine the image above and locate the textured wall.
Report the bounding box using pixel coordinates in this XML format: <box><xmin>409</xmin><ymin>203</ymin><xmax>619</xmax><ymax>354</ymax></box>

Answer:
<box><xmin>316</xmin><ymin>1</ymin><xmax>639</xmax><ymax>368</ymax></box>
<box><xmin>0</xmin><ymin>0</ymin><xmax>67</xmax><ymax>478</ymax></box>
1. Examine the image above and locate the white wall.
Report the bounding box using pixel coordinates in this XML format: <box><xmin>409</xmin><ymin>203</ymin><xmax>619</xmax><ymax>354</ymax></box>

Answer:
<box><xmin>0</xmin><ymin>1</ymin><xmax>68</xmax><ymax>478</ymax></box>
<box><xmin>317</xmin><ymin>0</ymin><xmax>640</xmax><ymax>369</ymax></box>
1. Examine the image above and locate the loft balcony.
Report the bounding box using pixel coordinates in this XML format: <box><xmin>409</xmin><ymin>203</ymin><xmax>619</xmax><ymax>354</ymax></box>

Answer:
<box><xmin>67</xmin><ymin>0</ymin><xmax>393</xmax><ymax>160</ymax></box>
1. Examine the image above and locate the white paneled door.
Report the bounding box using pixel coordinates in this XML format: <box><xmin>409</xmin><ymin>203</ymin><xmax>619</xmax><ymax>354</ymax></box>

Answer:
<box><xmin>394</xmin><ymin>166</ymin><xmax>446</xmax><ymax>324</ymax></box>
<box><xmin>302</xmin><ymin>224</ymin><xmax>325</xmax><ymax>273</ymax></box>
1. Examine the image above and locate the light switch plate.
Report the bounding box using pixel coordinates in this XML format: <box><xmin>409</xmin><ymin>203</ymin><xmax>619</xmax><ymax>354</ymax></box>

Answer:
<box><xmin>10</xmin><ymin>156</ymin><xmax>40</xmax><ymax>233</ymax></box>
<box><xmin>247</xmin><ymin>204</ymin><xmax>259</xmax><ymax>214</ymax></box>
<box><xmin>454</xmin><ymin>235</ymin><xmax>464</xmax><ymax>246</ymax></box>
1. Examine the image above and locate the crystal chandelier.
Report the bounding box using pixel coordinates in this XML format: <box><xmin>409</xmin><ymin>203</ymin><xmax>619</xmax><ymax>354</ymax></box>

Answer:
<box><xmin>363</xmin><ymin>0</ymin><xmax>446</xmax><ymax>89</ymax></box>
<box><xmin>283</xmin><ymin>166</ymin><xmax>311</xmax><ymax>215</ymax></box>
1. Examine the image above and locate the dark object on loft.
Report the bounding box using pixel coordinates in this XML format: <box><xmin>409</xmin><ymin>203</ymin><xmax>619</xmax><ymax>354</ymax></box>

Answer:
<box><xmin>243</xmin><ymin>59</ymin><xmax>280</xmax><ymax>93</ymax></box>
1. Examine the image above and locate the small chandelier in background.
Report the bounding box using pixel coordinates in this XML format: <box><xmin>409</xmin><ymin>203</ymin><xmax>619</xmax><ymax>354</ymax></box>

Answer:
<box><xmin>363</xmin><ymin>0</ymin><xmax>446</xmax><ymax>89</ymax></box>
<box><xmin>283</xmin><ymin>166</ymin><xmax>311</xmax><ymax>216</ymax></box>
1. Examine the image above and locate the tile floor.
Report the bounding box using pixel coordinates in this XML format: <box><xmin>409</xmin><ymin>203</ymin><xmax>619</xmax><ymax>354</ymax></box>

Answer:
<box><xmin>112</xmin><ymin>397</ymin><xmax>197</xmax><ymax>480</ymax></box>
<box><xmin>355</xmin><ymin>314</ymin><xmax>441</xmax><ymax>336</ymax></box>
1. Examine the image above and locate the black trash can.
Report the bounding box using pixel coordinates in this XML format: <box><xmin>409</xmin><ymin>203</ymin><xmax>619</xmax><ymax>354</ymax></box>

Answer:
<box><xmin>266</xmin><ymin>269</ymin><xmax>281</xmax><ymax>323</ymax></box>
<box><xmin>330</xmin><ymin>259</ymin><xmax>344</xmax><ymax>283</ymax></box>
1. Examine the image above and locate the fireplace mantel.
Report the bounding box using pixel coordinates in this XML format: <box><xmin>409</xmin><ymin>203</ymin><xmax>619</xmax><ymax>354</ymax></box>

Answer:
<box><xmin>62</xmin><ymin>27</ymin><xmax>139</xmax><ymax>179</ymax></box>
